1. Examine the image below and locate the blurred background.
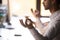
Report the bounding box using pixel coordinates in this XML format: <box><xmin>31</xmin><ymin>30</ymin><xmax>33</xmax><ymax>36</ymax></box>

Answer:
<box><xmin>0</xmin><ymin>0</ymin><xmax>51</xmax><ymax>40</ymax></box>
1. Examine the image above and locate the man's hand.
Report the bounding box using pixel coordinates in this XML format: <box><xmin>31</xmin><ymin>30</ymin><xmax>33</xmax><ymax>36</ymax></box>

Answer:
<box><xmin>20</xmin><ymin>17</ymin><xmax>34</xmax><ymax>29</ymax></box>
<box><xmin>31</xmin><ymin>8</ymin><xmax>40</xmax><ymax>18</ymax></box>
<box><xmin>25</xmin><ymin>18</ymin><xmax>34</xmax><ymax>29</ymax></box>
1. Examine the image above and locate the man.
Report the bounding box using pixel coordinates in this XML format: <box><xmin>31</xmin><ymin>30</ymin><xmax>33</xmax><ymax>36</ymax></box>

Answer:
<box><xmin>20</xmin><ymin>0</ymin><xmax>60</xmax><ymax>40</ymax></box>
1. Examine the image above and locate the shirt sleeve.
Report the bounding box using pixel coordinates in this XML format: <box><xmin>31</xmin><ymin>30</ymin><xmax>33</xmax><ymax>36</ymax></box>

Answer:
<box><xmin>28</xmin><ymin>20</ymin><xmax>57</xmax><ymax>40</ymax></box>
<box><xmin>44</xmin><ymin>20</ymin><xmax>60</xmax><ymax>40</ymax></box>
<box><xmin>28</xmin><ymin>15</ymin><xmax>60</xmax><ymax>40</ymax></box>
<box><xmin>29</xmin><ymin>28</ymin><xmax>49</xmax><ymax>40</ymax></box>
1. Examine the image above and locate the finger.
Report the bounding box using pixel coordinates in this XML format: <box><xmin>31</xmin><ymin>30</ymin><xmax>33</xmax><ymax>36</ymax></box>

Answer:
<box><xmin>19</xmin><ymin>19</ymin><xmax>24</xmax><ymax>24</ymax></box>
<box><xmin>20</xmin><ymin>19</ymin><xmax>23</xmax><ymax>21</ymax></box>
<box><xmin>19</xmin><ymin>19</ymin><xmax>27</xmax><ymax>27</ymax></box>
<box><xmin>31</xmin><ymin>8</ymin><xmax>33</xmax><ymax>13</ymax></box>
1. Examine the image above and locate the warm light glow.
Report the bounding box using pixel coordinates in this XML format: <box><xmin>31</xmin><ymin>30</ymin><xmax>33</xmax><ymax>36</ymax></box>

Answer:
<box><xmin>9</xmin><ymin>0</ymin><xmax>36</xmax><ymax>17</ymax></box>
<box><xmin>11</xmin><ymin>1</ymin><xmax>21</xmax><ymax>13</ymax></box>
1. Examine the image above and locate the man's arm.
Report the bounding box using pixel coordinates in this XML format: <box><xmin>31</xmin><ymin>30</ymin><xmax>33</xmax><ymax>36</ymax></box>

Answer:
<box><xmin>31</xmin><ymin>9</ymin><xmax>48</xmax><ymax>35</ymax></box>
<box><xmin>20</xmin><ymin>18</ymin><xmax>49</xmax><ymax>40</ymax></box>
<box><xmin>28</xmin><ymin>27</ymin><xmax>48</xmax><ymax>40</ymax></box>
<box><xmin>35</xmin><ymin>18</ymin><xmax>46</xmax><ymax>35</ymax></box>
<box><xmin>20</xmin><ymin>17</ymin><xmax>57</xmax><ymax>40</ymax></box>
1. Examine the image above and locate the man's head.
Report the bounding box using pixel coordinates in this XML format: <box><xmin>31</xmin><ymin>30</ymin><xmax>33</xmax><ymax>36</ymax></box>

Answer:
<box><xmin>0</xmin><ymin>0</ymin><xmax>2</xmax><ymax>4</ymax></box>
<box><xmin>43</xmin><ymin>0</ymin><xmax>60</xmax><ymax>10</ymax></box>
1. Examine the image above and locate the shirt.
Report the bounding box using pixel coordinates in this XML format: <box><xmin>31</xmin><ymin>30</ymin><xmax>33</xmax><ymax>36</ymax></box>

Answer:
<box><xmin>29</xmin><ymin>10</ymin><xmax>60</xmax><ymax>40</ymax></box>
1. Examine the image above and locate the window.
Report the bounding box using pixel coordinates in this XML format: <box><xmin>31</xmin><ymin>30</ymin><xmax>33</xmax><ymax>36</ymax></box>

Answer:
<box><xmin>41</xmin><ymin>0</ymin><xmax>51</xmax><ymax>17</ymax></box>
<box><xmin>36</xmin><ymin>0</ymin><xmax>50</xmax><ymax>23</ymax></box>
<box><xmin>36</xmin><ymin>0</ymin><xmax>51</xmax><ymax>17</ymax></box>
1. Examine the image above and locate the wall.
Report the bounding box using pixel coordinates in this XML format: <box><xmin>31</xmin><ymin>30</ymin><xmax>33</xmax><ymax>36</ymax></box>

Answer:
<box><xmin>2</xmin><ymin>0</ymin><xmax>7</xmax><ymax>5</ymax></box>
<box><xmin>41</xmin><ymin>0</ymin><xmax>51</xmax><ymax>16</ymax></box>
<box><xmin>2</xmin><ymin>0</ymin><xmax>36</xmax><ymax>17</ymax></box>
<box><xmin>9</xmin><ymin>0</ymin><xmax>36</xmax><ymax>17</ymax></box>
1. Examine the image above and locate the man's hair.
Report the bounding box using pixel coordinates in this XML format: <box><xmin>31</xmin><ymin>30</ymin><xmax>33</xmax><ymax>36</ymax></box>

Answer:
<box><xmin>56</xmin><ymin>0</ymin><xmax>60</xmax><ymax>6</ymax></box>
<box><xmin>0</xmin><ymin>0</ymin><xmax>2</xmax><ymax>4</ymax></box>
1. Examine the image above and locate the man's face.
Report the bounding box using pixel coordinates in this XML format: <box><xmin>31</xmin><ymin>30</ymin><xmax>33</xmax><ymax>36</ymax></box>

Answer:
<box><xmin>43</xmin><ymin>0</ymin><xmax>51</xmax><ymax>10</ymax></box>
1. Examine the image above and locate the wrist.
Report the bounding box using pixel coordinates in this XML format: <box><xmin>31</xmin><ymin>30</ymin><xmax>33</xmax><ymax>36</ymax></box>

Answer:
<box><xmin>36</xmin><ymin>17</ymin><xmax>40</xmax><ymax>21</ymax></box>
<box><xmin>35</xmin><ymin>17</ymin><xmax>40</xmax><ymax>19</ymax></box>
<box><xmin>28</xmin><ymin>26</ymin><xmax>34</xmax><ymax>29</ymax></box>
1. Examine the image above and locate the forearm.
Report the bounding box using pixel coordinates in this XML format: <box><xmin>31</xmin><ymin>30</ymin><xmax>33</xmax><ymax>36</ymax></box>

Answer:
<box><xmin>36</xmin><ymin>18</ymin><xmax>44</xmax><ymax>27</ymax></box>
<box><xmin>35</xmin><ymin>18</ymin><xmax>46</xmax><ymax>34</ymax></box>
<box><xmin>28</xmin><ymin>27</ymin><xmax>48</xmax><ymax>40</ymax></box>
